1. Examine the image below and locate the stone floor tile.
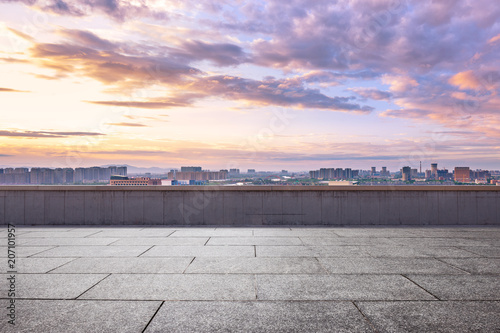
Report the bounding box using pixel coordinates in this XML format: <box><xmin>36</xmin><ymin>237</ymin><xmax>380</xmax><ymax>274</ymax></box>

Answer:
<box><xmin>256</xmin><ymin>275</ymin><xmax>435</xmax><ymax>301</ymax></box>
<box><xmin>14</xmin><ymin>258</ymin><xmax>76</xmax><ymax>273</ymax></box>
<box><xmin>440</xmin><ymin>258</ymin><xmax>500</xmax><ymax>274</ymax></box>
<box><xmin>141</xmin><ymin>245</ymin><xmax>254</xmax><ymax>257</ymax></box>
<box><xmin>318</xmin><ymin>258</ymin><xmax>465</xmax><ymax>274</ymax></box>
<box><xmin>31</xmin><ymin>246</ymin><xmax>151</xmax><ymax>257</ymax></box>
<box><xmin>50</xmin><ymin>257</ymin><xmax>193</xmax><ymax>274</ymax></box>
<box><xmin>357</xmin><ymin>301</ymin><xmax>500</xmax><ymax>333</ymax></box>
<box><xmin>80</xmin><ymin>274</ymin><xmax>256</xmax><ymax>300</ymax></box>
<box><xmin>0</xmin><ymin>246</ymin><xmax>56</xmax><ymax>258</ymax></box>
<box><xmin>0</xmin><ymin>300</ymin><xmax>161</xmax><ymax>333</ymax></box>
<box><xmin>184</xmin><ymin>257</ymin><xmax>327</xmax><ymax>274</ymax></box>
<box><xmin>206</xmin><ymin>237</ymin><xmax>302</xmax><ymax>246</ymax></box>
<box><xmin>110</xmin><ymin>237</ymin><xmax>209</xmax><ymax>246</ymax></box>
<box><xmin>22</xmin><ymin>238</ymin><xmax>119</xmax><ymax>246</ymax></box>
<box><xmin>406</xmin><ymin>275</ymin><xmax>500</xmax><ymax>300</ymax></box>
<box><xmin>255</xmin><ymin>245</ymin><xmax>371</xmax><ymax>257</ymax></box>
<box><xmin>0</xmin><ymin>273</ymin><xmax>107</xmax><ymax>299</ymax></box>
<box><xmin>145</xmin><ymin>301</ymin><xmax>374</xmax><ymax>333</ymax></box>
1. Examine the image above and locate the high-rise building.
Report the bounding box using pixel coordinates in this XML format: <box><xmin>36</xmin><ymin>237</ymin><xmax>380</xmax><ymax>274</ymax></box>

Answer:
<box><xmin>431</xmin><ymin>163</ymin><xmax>438</xmax><ymax>179</ymax></box>
<box><xmin>247</xmin><ymin>169</ymin><xmax>256</xmax><ymax>174</ymax></box>
<box><xmin>229</xmin><ymin>169</ymin><xmax>240</xmax><ymax>176</ymax></box>
<box><xmin>371</xmin><ymin>167</ymin><xmax>376</xmax><ymax>176</ymax></box>
<box><xmin>181</xmin><ymin>166</ymin><xmax>202</xmax><ymax>172</ymax></box>
<box><xmin>401</xmin><ymin>166</ymin><xmax>412</xmax><ymax>181</ymax></box>
<box><xmin>454</xmin><ymin>167</ymin><xmax>470</xmax><ymax>182</ymax></box>
<box><xmin>411</xmin><ymin>168</ymin><xmax>418</xmax><ymax>178</ymax></box>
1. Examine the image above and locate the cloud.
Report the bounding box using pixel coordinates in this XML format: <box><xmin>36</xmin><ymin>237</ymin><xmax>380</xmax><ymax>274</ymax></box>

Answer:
<box><xmin>105</xmin><ymin>122</ymin><xmax>148</xmax><ymax>127</ymax></box>
<box><xmin>449</xmin><ymin>71</ymin><xmax>481</xmax><ymax>90</ymax></box>
<box><xmin>3</xmin><ymin>0</ymin><xmax>171</xmax><ymax>21</ymax></box>
<box><xmin>7</xmin><ymin>27</ymin><xmax>34</xmax><ymax>41</ymax></box>
<box><xmin>351</xmin><ymin>88</ymin><xmax>392</xmax><ymax>101</ymax></box>
<box><xmin>380</xmin><ymin>109</ymin><xmax>432</xmax><ymax>119</ymax></box>
<box><xmin>85</xmin><ymin>100</ymin><xmax>190</xmax><ymax>109</ymax></box>
<box><xmin>0</xmin><ymin>87</ymin><xmax>29</xmax><ymax>92</ymax></box>
<box><xmin>0</xmin><ymin>57</ymin><xmax>29</xmax><ymax>63</ymax></box>
<box><xmin>272</xmin><ymin>153</ymin><xmax>402</xmax><ymax>162</ymax></box>
<box><xmin>29</xmin><ymin>41</ymin><xmax>203</xmax><ymax>89</ymax></box>
<box><xmin>184</xmin><ymin>75</ymin><xmax>374</xmax><ymax>112</ymax></box>
<box><xmin>171</xmin><ymin>40</ymin><xmax>249</xmax><ymax>66</ymax></box>
<box><xmin>382</xmin><ymin>75</ymin><xmax>419</xmax><ymax>93</ymax></box>
<box><xmin>0</xmin><ymin>130</ymin><xmax>104</xmax><ymax>138</ymax></box>
<box><xmin>488</xmin><ymin>33</ymin><xmax>500</xmax><ymax>44</ymax></box>
<box><xmin>58</xmin><ymin>29</ymin><xmax>116</xmax><ymax>50</ymax></box>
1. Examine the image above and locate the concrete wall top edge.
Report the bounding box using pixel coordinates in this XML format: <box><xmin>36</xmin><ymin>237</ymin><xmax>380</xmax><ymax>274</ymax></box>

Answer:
<box><xmin>0</xmin><ymin>185</ymin><xmax>499</xmax><ymax>191</ymax></box>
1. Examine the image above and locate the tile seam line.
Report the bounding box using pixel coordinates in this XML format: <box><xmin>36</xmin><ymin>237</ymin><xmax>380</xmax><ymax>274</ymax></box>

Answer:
<box><xmin>401</xmin><ymin>274</ymin><xmax>441</xmax><ymax>301</ymax></box>
<box><xmin>352</xmin><ymin>301</ymin><xmax>379</xmax><ymax>333</ymax></box>
<box><xmin>432</xmin><ymin>257</ymin><xmax>473</xmax><ymax>274</ymax></box>
<box><xmin>182</xmin><ymin>257</ymin><xmax>196</xmax><ymax>274</ymax></box>
<box><xmin>137</xmin><ymin>245</ymin><xmax>155</xmax><ymax>257</ymax></box>
<box><xmin>141</xmin><ymin>300</ymin><xmax>165</xmax><ymax>333</ymax></box>
<box><xmin>45</xmin><ymin>257</ymin><xmax>80</xmax><ymax>273</ymax></box>
<box><xmin>74</xmin><ymin>273</ymin><xmax>112</xmax><ymax>300</ymax></box>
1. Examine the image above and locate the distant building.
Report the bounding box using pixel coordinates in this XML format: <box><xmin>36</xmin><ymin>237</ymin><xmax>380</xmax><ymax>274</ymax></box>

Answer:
<box><xmin>110</xmin><ymin>176</ymin><xmax>161</xmax><ymax>186</ymax></box>
<box><xmin>168</xmin><ymin>170</ymin><xmax>228</xmax><ymax>181</ymax></box>
<box><xmin>0</xmin><ymin>165</ymin><xmax>127</xmax><ymax>185</ymax></box>
<box><xmin>247</xmin><ymin>169</ymin><xmax>256</xmax><ymax>174</ymax></box>
<box><xmin>309</xmin><ymin>168</ymin><xmax>358</xmax><ymax>180</ymax></box>
<box><xmin>454</xmin><ymin>167</ymin><xmax>471</xmax><ymax>182</ymax></box>
<box><xmin>181</xmin><ymin>166</ymin><xmax>202</xmax><ymax>172</ymax></box>
<box><xmin>431</xmin><ymin>163</ymin><xmax>438</xmax><ymax>179</ymax></box>
<box><xmin>229</xmin><ymin>169</ymin><xmax>240</xmax><ymax>176</ymax></box>
<box><xmin>437</xmin><ymin>169</ymin><xmax>452</xmax><ymax>180</ymax></box>
<box><xmin>371</xmin><ymin>167</ymin><xmax>376</xmax><ymax>176</ymax></box>
<box><xmin>401</xmin><ymin>166</ymin><xmax>412</xmax><ymax>181</ymax></box>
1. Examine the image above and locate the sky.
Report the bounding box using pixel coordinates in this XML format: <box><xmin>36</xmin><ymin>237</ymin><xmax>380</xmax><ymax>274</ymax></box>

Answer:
<box><xmin>0</xmin><ymin>0</ymin><xmax>499</xmax><ymax>172</ymax></box>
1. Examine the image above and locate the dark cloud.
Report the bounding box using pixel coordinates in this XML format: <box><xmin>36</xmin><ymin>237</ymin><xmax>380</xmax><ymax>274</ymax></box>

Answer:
<box><xmin>2</xmin><ymin>0</ymin><xmax>170</xmax><ymax>21</ymax></box>
<box><xmin>0</xmin><ymin>130</ymin><xmax>104</xmax><ymax>138</ymax></box>
<box><xmin>186</xmin><ymin>75</ymin><xmax>374</xmax><ymax>112</ymax></box>
<box><xmin>171</xmin><ymin>40</ymin><xmax>249</xmax><ymax>66</ymax></box>
<box><xmin>59</xmin><ymin>29</ymin><xmax>116</xmax><ymax>50</ymax></box>
<box><xmin>29</xmin><ymin>41</ymin><xmax>203</xmax><ymax>89</ymax></box>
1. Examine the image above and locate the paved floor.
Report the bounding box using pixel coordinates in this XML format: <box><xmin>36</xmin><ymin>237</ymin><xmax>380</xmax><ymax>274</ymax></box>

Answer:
<box><xmin>1</xmin><ymin>226</ymin><xmax>500</xmax><ymax>332</ymax></box>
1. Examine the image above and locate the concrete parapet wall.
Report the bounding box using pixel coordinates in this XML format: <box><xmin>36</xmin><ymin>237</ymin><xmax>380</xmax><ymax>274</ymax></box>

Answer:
<box><xmin>0</xmin><ymin>186</ymin><xmax>499</xmax><ymax>225</ymax></box>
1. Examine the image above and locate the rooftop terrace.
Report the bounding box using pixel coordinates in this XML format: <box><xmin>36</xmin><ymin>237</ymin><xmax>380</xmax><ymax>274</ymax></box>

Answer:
<box><xmin>1</xmin><ymin>225</ymin><xmax>500</xmax><ymax>332</ymax></box>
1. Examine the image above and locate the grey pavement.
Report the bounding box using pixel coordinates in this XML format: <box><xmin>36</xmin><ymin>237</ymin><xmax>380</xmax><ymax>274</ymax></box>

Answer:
<box><xmin>0</xmin><ymin>226</ymin><xmax>499</xmax><ymax>332</ymax></box>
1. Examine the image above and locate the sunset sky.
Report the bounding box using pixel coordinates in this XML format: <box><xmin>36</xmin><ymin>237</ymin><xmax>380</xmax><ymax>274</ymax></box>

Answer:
<box><xmin>1</xmin><ymin>0</ymin><xmax>499</xmax><ymax>172</ymax></box>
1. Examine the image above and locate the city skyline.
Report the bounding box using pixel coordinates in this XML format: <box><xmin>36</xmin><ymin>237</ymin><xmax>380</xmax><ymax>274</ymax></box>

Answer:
<box><xmin>1</xmin><ymin>1</ymin><xmax>500</xmax><ymax>171</ymax></box>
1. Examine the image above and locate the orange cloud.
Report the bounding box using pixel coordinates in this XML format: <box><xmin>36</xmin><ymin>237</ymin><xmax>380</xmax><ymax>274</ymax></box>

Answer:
<box><xmin>487</xmin><ymin>33</ymin><xmax>500</xmax><ymax>44</ymax></box>
<box><xmin>449</xmin><ymin>70</ymin><xmax>481</xmax><ymax>90</ymax></box>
